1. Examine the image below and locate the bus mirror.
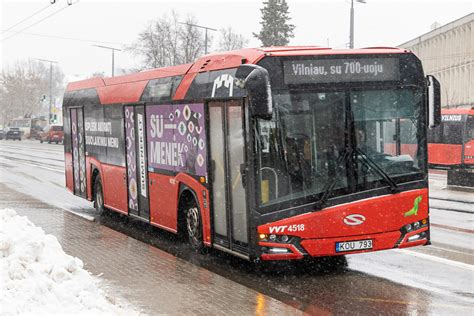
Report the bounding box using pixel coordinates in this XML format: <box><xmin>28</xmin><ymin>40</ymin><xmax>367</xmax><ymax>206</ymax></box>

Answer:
<box><xmin>427</xmin><ymin>75</ymin><xmax>441</xmax><ymax>129</ymax></box>
<box><xmin>235</xmin><ymin>64</ymin><xmax>272</xmax><ymax>120</ymax></box>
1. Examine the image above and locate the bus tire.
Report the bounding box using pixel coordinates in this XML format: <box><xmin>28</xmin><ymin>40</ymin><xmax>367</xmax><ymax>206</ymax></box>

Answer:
<box><xmin>94</xmin><ymin>176</ymin><xmax>105</xmax><ymax>215</ymax></box>
<box><xmin>182</xmin><ymin>195</ymin><xmax>205</xmax><ymax>252</ymax></box>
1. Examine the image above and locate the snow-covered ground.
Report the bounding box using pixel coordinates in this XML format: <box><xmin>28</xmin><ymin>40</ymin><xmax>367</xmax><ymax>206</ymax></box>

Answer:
<box><xmin>0</xmin><ymin>209</ymin><xmax>138</xmax><ymax>315</ymax></box>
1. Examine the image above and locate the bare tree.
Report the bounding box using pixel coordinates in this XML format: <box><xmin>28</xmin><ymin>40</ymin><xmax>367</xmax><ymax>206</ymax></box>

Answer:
<box><xmin>179</xmin><ymin>15</ymin><xmax>206</xmax><ymax>63</ymax></box>
<box><xmin>127</xmin><ymin>12</ymin><xmax>208</xmax><ymax>69</ymax></box>
<box><xmin>219</xmin><ymin>26</ymin><xmax>248</xmax><ymax>51</ymax></box>
<box><xmin>0</xmin><ymin>60</ymin><xmax>64</xmax><ymax>125</ymax></box>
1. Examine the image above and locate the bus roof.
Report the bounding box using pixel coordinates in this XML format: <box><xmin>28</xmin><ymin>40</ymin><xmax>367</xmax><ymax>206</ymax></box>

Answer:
<box><xmin>441</xmin><ymin>107</ymin><xmax>474</xmax><ymax>115</ymax></box>
<box><xmin>65</xmin><ymin>46</ymin><xmax>413</xmax><ymax>104</ymax></box>
<box><xmin>66</xmin><ymin>46</ymin><xmax>410</xmax><ymax>92</ymax></box>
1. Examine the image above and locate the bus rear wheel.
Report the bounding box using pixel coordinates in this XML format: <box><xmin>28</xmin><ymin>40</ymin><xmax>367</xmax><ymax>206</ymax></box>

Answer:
<box><xmin>184</xmin><ymin>198</ymin><xmax>204</xmax><ymax>252</ymax></box>
<box><xmin>94</xmin><ymin>176</ymin><xmax>105</xmax><ymax>215</ymax></box>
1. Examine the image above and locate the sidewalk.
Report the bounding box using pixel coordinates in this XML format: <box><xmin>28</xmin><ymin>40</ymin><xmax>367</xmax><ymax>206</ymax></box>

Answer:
<box><xmin>0</xmin><ymin>183</ymin><xmax>303</xmax><ymax>316</ymax></box>
<box><xmin>428</xmin><ymin>174</ymin><xmax>474</xmax><ymax>213</ymax></box>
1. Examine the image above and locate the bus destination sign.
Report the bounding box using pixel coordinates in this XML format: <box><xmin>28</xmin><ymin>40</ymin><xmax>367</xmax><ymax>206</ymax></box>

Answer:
<box><xmin>283</xmin><ymin>58</ymin><xmax>400</xmax><ymax>84</ymax></box>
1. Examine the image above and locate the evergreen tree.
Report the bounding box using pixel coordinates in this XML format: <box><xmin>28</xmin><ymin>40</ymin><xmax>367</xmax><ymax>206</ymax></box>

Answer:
<box><xmin>253</xmin><ymin>0</ymin><xmax>295</xmax><ymax>46</ymax></box>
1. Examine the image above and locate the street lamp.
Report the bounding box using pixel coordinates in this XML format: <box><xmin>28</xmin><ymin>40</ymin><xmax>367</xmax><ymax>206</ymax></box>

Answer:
<box><xmin>33</xmin><ymin>58</ymin><xmax>58</xmax><ymax>124</ymax></box>
<box><xmin>179</xmin><ymin>22</ymin><xmax>217</xmax><ymax>55</ymax></box>
<box><xmin>92</xmin><ymin>45</ymin><xmax>122</xmax><ymax>77</ymax></box>
<box><xmin>349</xmin><ymin>0</ymin><xmax>366</xmax><ymax>49</ymax></box>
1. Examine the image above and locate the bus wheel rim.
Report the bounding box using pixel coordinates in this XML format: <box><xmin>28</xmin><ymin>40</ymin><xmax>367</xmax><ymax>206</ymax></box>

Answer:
<box><xmin>186</xmin><ymin>207</ymin><xmax>199</xmax><ymax>242</ymax></box>
<box><xmin>96</xmin><ymin>186</ymin><xmax>103</xmax><ymax>209</ymax></box>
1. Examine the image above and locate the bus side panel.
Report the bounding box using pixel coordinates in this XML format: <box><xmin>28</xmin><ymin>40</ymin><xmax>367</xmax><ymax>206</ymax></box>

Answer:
<box><xmin>102</xmin><ymin>164</ymin><xmax>128</xmax><ymax>214</ymax></box>
<box><xmin>428</xmin><ymin>143</ymin><xmax>462</xmax><ymax>166</ymax></box>
<box><xmin>175</xmin><ymin>173</ymin><xmax>211</xmax><ymax>246</ymax></box>
<box><xmin>149</xmin><ymin>173</ymin><xmax>179</xmax><ymax>232</ymax></box>
<box><xmin>65</xmin><ymin>152</ymin><xmax>74</xmax><ymax>193</ymax></box>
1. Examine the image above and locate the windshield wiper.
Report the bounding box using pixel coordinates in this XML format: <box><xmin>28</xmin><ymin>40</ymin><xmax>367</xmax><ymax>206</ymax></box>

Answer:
<box><xmin>355</xmin><ymin>148</ymin><xmax>400</xmax><ymax>193</ymax></box>
<box><xmin>316</xmin><ymin>147</ymin><xmax>353</xmax><ymax>209</ymax></box>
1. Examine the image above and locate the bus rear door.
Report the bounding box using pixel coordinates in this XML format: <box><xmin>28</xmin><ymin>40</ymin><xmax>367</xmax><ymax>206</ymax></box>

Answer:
<box><xmin>208</xmin><ymin>100</ymin><xmax>249</xmax><ymax>256</ymax></box>
<box><xmin>124</xmin><ymin>104</ymin><xmax>150</xmax><ymax>220</ymax></box>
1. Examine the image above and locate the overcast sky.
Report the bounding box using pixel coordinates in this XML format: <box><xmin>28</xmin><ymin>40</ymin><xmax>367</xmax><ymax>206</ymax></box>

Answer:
<box><xmin>1</xmin><ymin>0</ymin><xmax>472</xmax><ymax>81</ymax></box>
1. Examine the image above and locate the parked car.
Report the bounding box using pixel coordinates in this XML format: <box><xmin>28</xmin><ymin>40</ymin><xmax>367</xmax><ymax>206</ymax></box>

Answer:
<box><xmin>5</xmin><ymin>127</ymin><xmax>22</xmax><ymax>140</ymax></box>
<box><xmin>0</xmin><ymin>129</ymin><xmax>4</xmax><ymax>140</ymax></box>
<box><xmin>39</xmin><ymin>125</ymin><xmax>64</xmax><ymax>144</ymax></box>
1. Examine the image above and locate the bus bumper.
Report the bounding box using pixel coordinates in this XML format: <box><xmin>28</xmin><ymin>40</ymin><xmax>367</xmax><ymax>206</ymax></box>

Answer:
<box><xmin>258</xmin><ymin>226</ymin><xmax>429</xmax><ymax>261</ymax></box>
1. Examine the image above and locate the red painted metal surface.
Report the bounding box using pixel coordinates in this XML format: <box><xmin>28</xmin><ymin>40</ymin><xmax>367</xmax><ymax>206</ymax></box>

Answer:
<box><xmin>464</xmin><ymin>140</ymin><xmax>474</xmax><ymax>164</ymax></box>
<box><xmin>103</xmin><ymin>64</ymin><xmax>192</xmax><ymax>86</ymax></box>
<box><xmin>149</xmin><ymin>173</ymin><xmax>179</xmax><ymax>232</ymax></box>
<box><xmin>441</xmin><ymin>108</ymin><xmax>474</xmax><ymax>116</ymax></box>
<box><xmin>66</xmin><ymin>77</ymin><xmax>105</xmax><ymax>92</ymax></box>
<box><xmin>101</xmin><ymin>163</ymin><xmax>128</xmax><ymax>214</ymax></box>
<box><xmin>398</xmin><ymin>227</ymin><xmax>429</xmax><ymax>249</ymax></box>
<box><xmin>257</xmin><ymin>189</ymin><xmax>429</xmax><ymax>258</ymax></box>
<box><xmin>258</xmin><ymin>189</ymin><xmax>428</xmax><ymax>239</ymax></box>
<box><xmin>259</xmin><ymin>242</ymin><xmax>304</xmax><ymax>261</ymax></box>
<box><xmin>96</xmin><ymin>81</ymin><xmax>149</xmax><ymax>105</ymax></box>
<box><xmin>428</xmin><ymin>143</ymin><xmax>463</xmax><ymax>166</ymax></box>
<box><xmin>172</xmin><ymin>73</ymin><xmax>197</xmax><ymax>101</ymax></box>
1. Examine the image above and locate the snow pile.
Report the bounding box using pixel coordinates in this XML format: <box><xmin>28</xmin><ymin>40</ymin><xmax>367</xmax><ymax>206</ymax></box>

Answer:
<box><xmin>0</xmin><ymin>209</ymin><xmax>136</xmax><ymax>315</ymax></box>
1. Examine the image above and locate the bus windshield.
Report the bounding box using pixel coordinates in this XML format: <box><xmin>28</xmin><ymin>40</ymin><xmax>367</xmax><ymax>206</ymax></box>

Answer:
<box><xmin>428</xmin><ymin>114</ymin><xmax>468</xmax><ymax>144</ymax></box>
<box><xmin>255</xmin><ymin>87</ymin><xmax>424</xmax><ymax>208</ymax></box>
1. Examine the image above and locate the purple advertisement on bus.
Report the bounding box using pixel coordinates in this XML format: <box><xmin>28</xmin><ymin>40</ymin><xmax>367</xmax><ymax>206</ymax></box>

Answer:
<box><xmin>147</xmin><ymin>103</ymin><xmax>207</xmax><ymax>177</ymax></box>
<box><xmin>125</xmin><ymin>106</ymin><xmax>138</xmax><ymax>211</ymax></box>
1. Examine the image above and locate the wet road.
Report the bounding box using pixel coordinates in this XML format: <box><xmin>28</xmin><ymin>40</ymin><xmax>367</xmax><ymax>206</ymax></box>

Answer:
<box><xmin>0</xmin><ymin>140</ymin><xmax>473</xmax><ymax>315</ymax></box>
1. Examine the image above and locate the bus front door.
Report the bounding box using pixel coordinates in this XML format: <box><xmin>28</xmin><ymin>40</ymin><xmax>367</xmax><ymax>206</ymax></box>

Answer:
<box><xmin>208</xmin><ymin>100</ymin><xmax>248</xmax><ymax>254</ymax></box>
<box><xmin>70</xmin><ymin>107</ymin><xmax>87</xmax><ymax>198</ymax></box>
<box><xmin>124</xmin><ymin>105</ymin><xmax>150</xmax><ymax>220</ymax></box>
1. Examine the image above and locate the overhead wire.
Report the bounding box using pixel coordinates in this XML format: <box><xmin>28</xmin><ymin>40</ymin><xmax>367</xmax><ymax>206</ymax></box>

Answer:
<box><xmin>1</xmin><ymin>2</ymin><xmax>53</xmax><ymax>34</ymax></box>
<box><xmin>2</xmin><ymin>1</ymin><xmax>79</xmax><ymax>42</ymax></box>
<box><xmin>8</xmin><ymin>31</ymin><xmax>127</xmax><ymax>46</ymax></box>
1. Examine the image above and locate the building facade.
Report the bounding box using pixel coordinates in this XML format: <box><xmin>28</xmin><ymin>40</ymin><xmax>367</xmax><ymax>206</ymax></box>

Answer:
<box><xmin>400</xmin><ymin>13</ymin><xmax>473</xmax><ymax>108</ymax></box>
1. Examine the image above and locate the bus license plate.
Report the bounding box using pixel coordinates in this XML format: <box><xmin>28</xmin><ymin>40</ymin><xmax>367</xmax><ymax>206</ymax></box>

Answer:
<box><xmin>336</xmin><ymin>239</ymin><xmax>373</xmax><ymax>253</ymax></box>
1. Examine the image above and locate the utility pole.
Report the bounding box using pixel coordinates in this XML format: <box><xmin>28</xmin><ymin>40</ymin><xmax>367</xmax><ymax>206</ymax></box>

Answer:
<box><xmin>92</xmin><ymin>45</ymin><xmax>122</xmax><ymax>77</ymax></box>
<box><xmin>179</xmin><ymin>22</ymin><xmax>217</xmax><ymax>55</ymax></box>
<box><xmin>349</xmin><ymin>0</ymin><xmax>366</xmax><ymax>49</ymax></box>
<box><xmin>34</xmin><ymin>58</ymin><xmax>57</xmax><ymax>124</ymax></box>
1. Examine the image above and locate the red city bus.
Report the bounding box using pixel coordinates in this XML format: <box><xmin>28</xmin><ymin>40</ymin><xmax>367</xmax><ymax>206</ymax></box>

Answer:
<box><xmin>428</xmin><ymin>108</ymin><xmax>474</xmax><ymax>168</ymax></box>
<box><xmin>428</xmin><ymin>107</ymin><xmax>474</xmax><ymax>186</ymax></box>
<box><xmin>63</xmin><ymin>46</ymin><xmax>440</xmax><ymax>261</ymax></box>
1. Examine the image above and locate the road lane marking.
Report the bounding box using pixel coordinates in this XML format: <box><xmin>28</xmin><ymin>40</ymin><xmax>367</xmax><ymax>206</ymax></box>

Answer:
<box><xmin>353</xmin><ymin>297</ymin><xmax>472</xmax><ymax>310</ymax></box>
<box><xmin>430</xmin><ymin>207</ymin><xmax>474</xmax><ymax>215</ymax></box>
<box><xmin>397</xmin><ymin>249</ymin><xmax>474</xmax><ymax>271</ymax></box>
<box><xmin>431</xmin><ymin>223</ymin><xmax>474</xmax><ymax>234</ymax></box>
<box><xmin>430</xmin><ymin>245</ymin><xmax>473</xmax><ymax>256</ymax></box>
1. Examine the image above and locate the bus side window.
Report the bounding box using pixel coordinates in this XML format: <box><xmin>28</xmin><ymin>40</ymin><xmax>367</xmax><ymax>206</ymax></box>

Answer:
<box><xmin>141</xmin><ymin>77</ymin><xmax>175</xmax><ymax>102</ymax></box>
